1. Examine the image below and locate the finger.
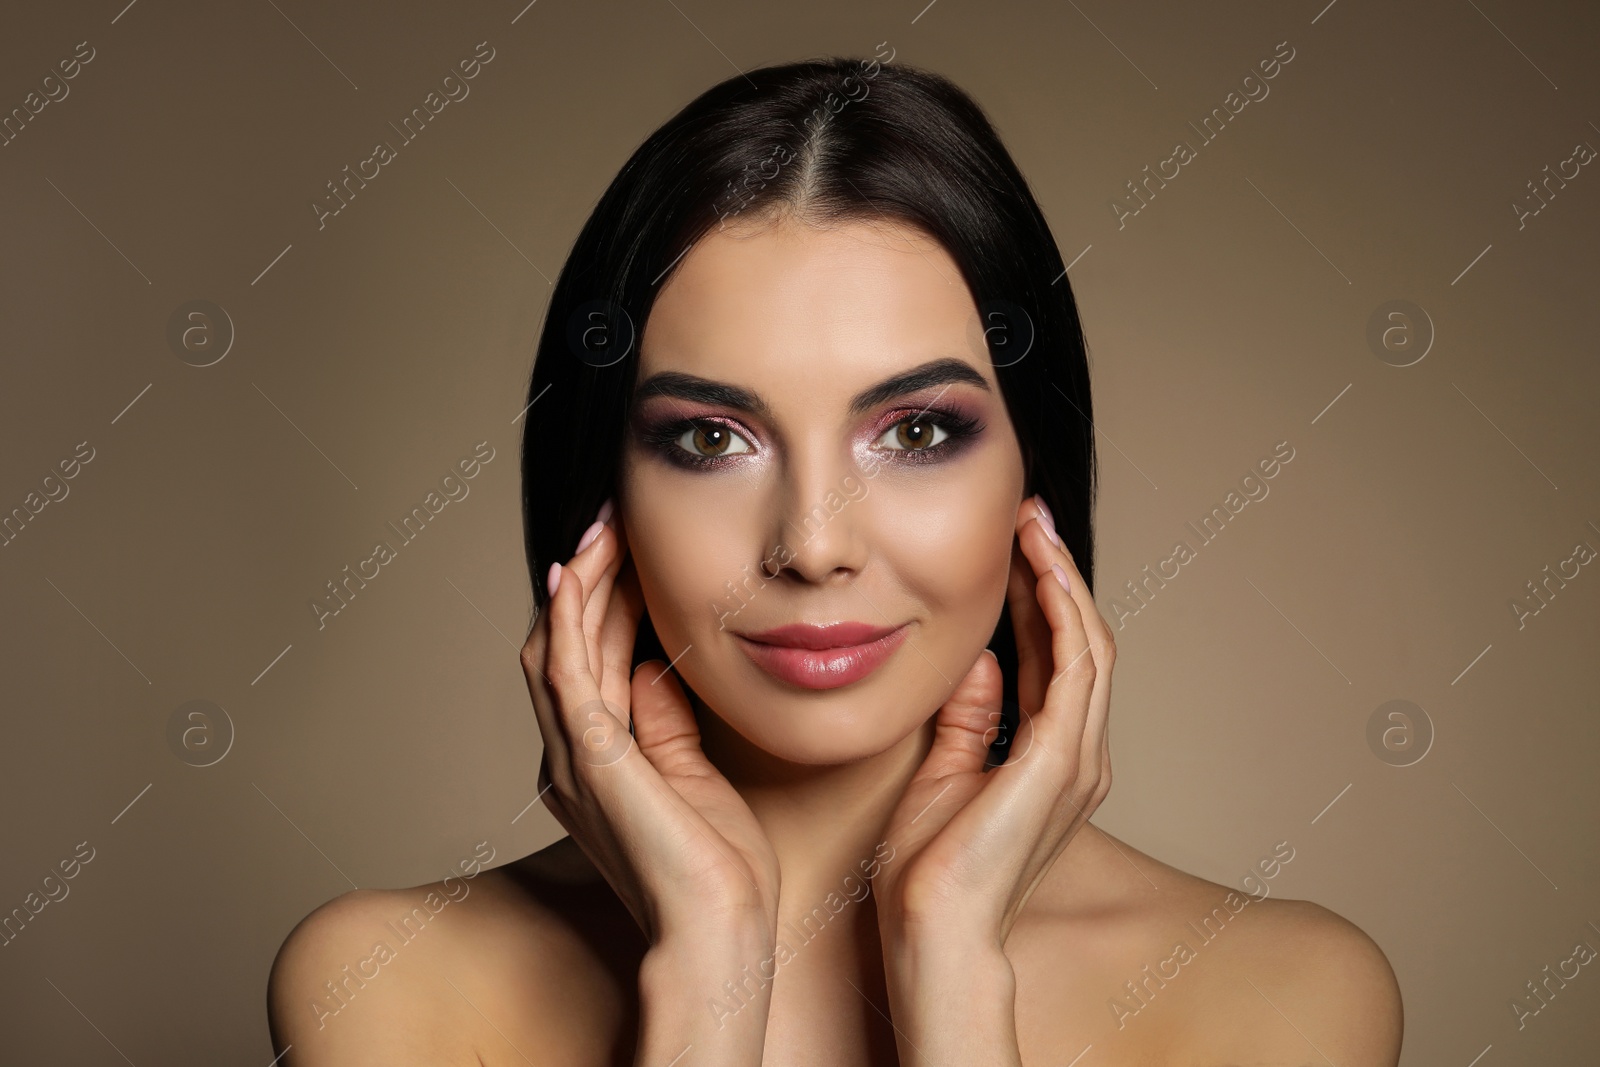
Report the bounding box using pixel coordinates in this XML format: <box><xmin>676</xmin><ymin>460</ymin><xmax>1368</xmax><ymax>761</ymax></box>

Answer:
<box><xmin>1095</xmin><ymin>724</ymin><xmax>1113</xmax><ymax>811</ymax></box>
<box><xmin>545</xmin><ymin>561</ymin><xmax>652</xmax><ymax>791</ymax></box>
<box><xmin>577</xmin><ymin>518</ymin><xmax>628</xmax><ymax>703</ymax></box>
<box><xmin>1012</xmin><ymin>511</ymin><xmax>1095</xmax><ymax>756</ymax></box>
<box><xmin>545</xmin><ymin>560</ymin><xmax>606</xmax><ymax>725</ymax></box>
<box><xmin>1080</xmin><ymin>646</ymin><xmax>1114</xmax><ymax>794</ymax></box>
<box><xmin>563</xmin><ymin>515</ymin><xmax>624</xmax><ymax>681</ymax></box>
<box><xmin>629</xmin><ymin>660</ymin><xmax>707</xmax><ymax>778</ymax></box>
<box><xmin>1023</xmin><ymin>497</ymin><xmax>1115</xmax><ymax>805</ymax></box>
<box><xmin>916</xmin><ymin>650</ymin><xmax>1073</xmax><ymax>890</ymax></box>
<box><xmin>586</xmin><ymin>517</ymin><xmax>630</xmax><ymax>665</ymax></box>
<box><xmin>915</xmin><ymin>648</ymin><xmax>1003</xmax><ymax>782</ymax></box>
<box><xmin>536</xmin><ymin>748</ymin><xmax>572</xmax><ymax>829</ymax></box>
<box><xmin>1004</xmin><ymin>535</ymin><xmax>1054</xmax><ymax>716</ymax></box>
<box><xmin>935</xmin><ymin>557</ymin><xmax>1098</xmax><ymax>922</ymax></box>
<box><xmin>1035</xmin><ymin>514</ymin><xmax>1116</xmax><ymax>774</ymax></box>
<box><xmin>521</xmin><ymin>608</ymin><xmax>572</xmax><ymax>782</ymax></box>
<box><xmin>1025</xmin><ymin>497</ymin><xmax>1117</xmax><ymax>680</ymax></box>
<box><xmin>596</xmin><ymin>555</ymin><xmax>647</xmax><ymax>718</ymax></box>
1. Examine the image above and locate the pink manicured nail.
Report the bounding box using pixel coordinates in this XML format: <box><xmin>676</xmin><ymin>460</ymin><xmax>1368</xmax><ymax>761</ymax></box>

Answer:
<box><xmin>596</xmin><ymin>497</ymin><xmax>615</xmax><ymax>525</ymax></box>
<box><xmin>576</xmin><ymin>519</ymin><xmax>604</xmax><ymax>553</ymax></box>
<box><xmin>546</xmin><ymin>561</ymin><xmax>562</xmax><ymax>597</ymax></box>
<box><xmin>1051</xmin><ymin>562</ymin><xmax>1070</xmax><ymax>593</ymax></box>
<box><xmin>1035</xmin><ymin>496</ymin><xmax>1060</xmax><ymax>546</ymax></box>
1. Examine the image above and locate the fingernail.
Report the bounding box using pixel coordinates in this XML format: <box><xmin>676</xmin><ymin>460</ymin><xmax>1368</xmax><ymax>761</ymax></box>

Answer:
<box><xmin>1035</xmin><ymin>495</ymin><xmax>1060</xmax><ymax>546</ymax></box>
<box><xmin>546</xmin><ymin>561</ymin><xmax>562</xmax><ymax>597</ymax></box>
<box><xmin>576</xmin><ymin>519</ymin><xmax>604</xmax><ymax>554</ymax></box>
<box><xmin>1051</xmin><ymin>562</ymin><xmax>1070</xmax><ymax>593</ymax></box>
<box><xmin>596</xmin><ymin>497</ymin><xmax>615</xmax><ymax>525</ymax></box>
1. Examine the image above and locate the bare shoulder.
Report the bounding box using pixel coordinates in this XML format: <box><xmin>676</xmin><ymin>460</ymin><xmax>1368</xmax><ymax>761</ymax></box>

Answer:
<box><xmin>1199</xmin><ymin>889</ymin><xmax>1403</xmax><ymax>1066</ymax></box>
<box><xmin>266</xmin><ymin>884</ymin><xmax>469</xmax><ymax>1064</ymax></box>
<box><xmin>1012</xmin><ymin>826</ymin><xmax>1402</xmax><ymax>1067</ymax></box>
<box><xmin>266</xmin><ymin>838</ymin><xmax>639</xmax><ymax>1066</ymax></box>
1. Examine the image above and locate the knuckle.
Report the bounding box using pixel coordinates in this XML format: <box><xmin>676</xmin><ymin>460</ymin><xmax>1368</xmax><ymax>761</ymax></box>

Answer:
<box><xmin>1084</xmin><ymin>749</ymin><xmax>1102</xmax><ymax>779</ymax></box>
<box><xmin>551</xmin><ymin>746</ymin><xmax>601</xmax><ymax>795</ymax></box>
<box><xmin>520</xmin><ymin>625</ymin><xmax>549</xmax><ymax>668</ymax></box>
<box><xmin>541</xmin><ymin>750</ymin><xmax>575</xmax><ymax>795</ymax></box>
<box><xmin>544</xmin><ymin>657</ymin><xmax>586</xmax><ymax>688</ymax></box>
<box><xmin>1090</xmin><ymin>765</ymin><xmax>1112</xmax><ymax>805</ymax></box>
<box><xmin>1073</xmin><ymin>752</ymin><xmax>1097</xmax><ymax>790</ymax></box>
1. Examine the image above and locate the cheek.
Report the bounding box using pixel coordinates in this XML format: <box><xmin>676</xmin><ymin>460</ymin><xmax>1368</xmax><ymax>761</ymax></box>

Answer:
<box><xmin>622</xmin><ymin>477</ymin><xmax>756</xmax><ymax>644</ymax></box>
<box><xmin>877</xmin><ymin>474</ymin><xmax>1017</xmax><ymax>615</ymax></box>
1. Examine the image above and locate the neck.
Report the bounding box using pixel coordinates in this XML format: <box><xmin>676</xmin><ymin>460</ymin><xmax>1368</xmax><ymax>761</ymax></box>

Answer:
<box><xmin>690</xmin><ymin>691</ymin><xmax>935</xmax><ymax>913</ymax></box>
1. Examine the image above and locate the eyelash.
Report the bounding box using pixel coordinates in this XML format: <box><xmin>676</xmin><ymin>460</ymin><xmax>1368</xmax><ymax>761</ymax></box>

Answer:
<box><xmin>639</xmin><ymin>407</ymin><xmax>986</xmax><ymax>471</ymax></box>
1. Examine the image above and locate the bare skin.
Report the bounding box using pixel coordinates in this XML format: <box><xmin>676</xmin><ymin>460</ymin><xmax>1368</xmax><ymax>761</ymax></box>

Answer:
<box><xmin>268</xmin><ymin>215</ymin><xmax>1402</xmax><ymax>1066</ymax></box>
<box><xmin>267</xmin><ymin>832</ymin><xmax>1400</xmax><ymax>1065</ymax></box>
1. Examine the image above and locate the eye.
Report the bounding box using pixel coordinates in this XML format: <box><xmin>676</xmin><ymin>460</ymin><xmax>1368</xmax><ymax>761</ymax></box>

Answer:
<box><xmin>874</xmin><ymin>414</ymin><xmax>951</xmax><ymax>452</ymax></box>
<box><xmin>865</xmin><ymin>407</ymin><xmax>985</xmax><ymax>466</ymax></box>
<box><xmin>674</xmin><ymin>419</ymin><xmax>753</xmax><ymax>459</ymax></box>
<box><xmin>636</xmin><ymin>415</ymin><xmax>757</xmax><ymax>470</ymax></box>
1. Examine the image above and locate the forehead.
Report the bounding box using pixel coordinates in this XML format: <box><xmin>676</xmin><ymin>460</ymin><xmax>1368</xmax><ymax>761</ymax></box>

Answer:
<box><xmin>639</xmin><ymin>216</ymin><xmax>992</xmax><ymax>399</ymax></box>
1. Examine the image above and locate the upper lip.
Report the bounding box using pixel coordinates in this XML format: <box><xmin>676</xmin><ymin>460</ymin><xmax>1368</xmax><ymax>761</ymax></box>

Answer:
<box><xmin>740</xmin><ymin>621</ymin><xmax>904</xmax><ymax>650</ymax></box>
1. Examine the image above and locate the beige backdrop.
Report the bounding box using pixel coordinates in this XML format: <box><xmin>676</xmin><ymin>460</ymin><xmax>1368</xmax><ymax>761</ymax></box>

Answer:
<box><xmin>2</xmin><ymin>0</ymin><xmax>1597</xmax><ymax>1063</ymax></box>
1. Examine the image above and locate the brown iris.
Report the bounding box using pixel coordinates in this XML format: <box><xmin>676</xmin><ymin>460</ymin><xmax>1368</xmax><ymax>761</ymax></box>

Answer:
<box><xmin>893</xmin><ymin>417</ymin><xmax>936</xmax><ymax>450</ymax></box>
<box><xmin>690</xmin><ymin>422</ymin><xmax>735</xmax><ymax>456</ymax></box>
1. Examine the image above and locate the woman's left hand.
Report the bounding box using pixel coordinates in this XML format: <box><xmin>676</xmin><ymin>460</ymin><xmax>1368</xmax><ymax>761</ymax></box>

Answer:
<box><xmin>871</xmin><ymin>493</ymin><xmax>1114</xmax><ymax>1060</ymax></box>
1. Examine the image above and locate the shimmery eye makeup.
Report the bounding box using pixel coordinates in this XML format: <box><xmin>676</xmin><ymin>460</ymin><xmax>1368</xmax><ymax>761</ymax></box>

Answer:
<box><xmin>869</xmin><ymin>406</ymin><xmax>985</xmax><ymax>465</ymax></box>
<box><xmin>634</xmin><ymin>404</ymin><xmax>986</xmax><ymax>472</ymax></box>
<box><xmin>636</xmin><ymin>416</ymin><xmax>754</xmax><ymax>471</ymax></box>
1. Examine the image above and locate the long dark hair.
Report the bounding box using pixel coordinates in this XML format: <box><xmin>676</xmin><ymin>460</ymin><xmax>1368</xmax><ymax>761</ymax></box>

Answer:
<box><xmin>520</xmin><ymin>55</ymin><xmax>1097</xmax><ymax>762</ymax></box>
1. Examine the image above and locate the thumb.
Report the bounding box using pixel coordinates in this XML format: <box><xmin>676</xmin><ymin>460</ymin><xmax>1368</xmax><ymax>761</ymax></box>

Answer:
<box><xmin>630</xmin><ymin>660</ymin><xmax>708</xmax><ymax>777</ymax></box>
<box><xmin>916</xmin><ymin>648</ymin><xmax>1004</xmax><ymax>782</ymax></box>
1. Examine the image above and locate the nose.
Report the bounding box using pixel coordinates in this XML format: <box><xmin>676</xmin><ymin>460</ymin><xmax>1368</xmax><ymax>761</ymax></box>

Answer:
<box><xmin>768</xmin><ymin>444</ymin><xmax>871</xmax><ymax>585</ymax></box>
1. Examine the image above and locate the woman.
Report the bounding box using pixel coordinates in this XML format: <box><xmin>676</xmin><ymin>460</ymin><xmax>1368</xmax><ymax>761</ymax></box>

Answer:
<box><xmin>268</xmin><ymin>56</ymin><xmax>1402</xmax><ymax>1065</ymax></box>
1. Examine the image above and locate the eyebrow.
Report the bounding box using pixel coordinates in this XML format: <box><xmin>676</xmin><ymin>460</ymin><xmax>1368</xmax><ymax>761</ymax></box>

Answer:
<box><xmin>629</xmin><ymin>356</ymin><xmax>992</xmax><ymax>420</ymax></box>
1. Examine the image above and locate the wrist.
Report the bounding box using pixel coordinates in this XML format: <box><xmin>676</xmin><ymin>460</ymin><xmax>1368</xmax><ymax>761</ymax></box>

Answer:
<box><xmin>880</xmin><ymin>932</ymin><xmax>1019</xmax><ymax>1064</ymax></box>
<box><xmin>638</xmin><ymin>937</ymin><xmax>775</xmax><ymax>1067</ymax></box>
<box><xmin>642</xmin><ymin>925</ymin><xmax>776</xmax><ymax>987</ymax></box>
<box><xmin>879</xmin><ymin>906</ymin><xmax>1006</xmax><ymax>962</ymax></box>
<box><xmin>651</xmin><ymin>907</ymin><xmax>777</xmax><ymax>960</ymax></box>
<box><xmin>882</xmin><ymin>928</ymin><xmax>1015</xmax><ymax>994</ymax></box>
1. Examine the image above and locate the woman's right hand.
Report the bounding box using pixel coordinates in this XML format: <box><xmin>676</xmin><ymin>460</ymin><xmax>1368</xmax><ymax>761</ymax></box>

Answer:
<box><xmin>520</xmin><ymin>499</ymin><xmax>781</xmax><ymax>959</ymax></box>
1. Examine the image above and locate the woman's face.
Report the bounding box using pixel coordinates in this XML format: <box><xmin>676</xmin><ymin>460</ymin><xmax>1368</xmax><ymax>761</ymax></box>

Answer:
<box><xmin>619</xmin><ymin>214</ymin><xmax>1027</xmax><ymax>765</ymax></box>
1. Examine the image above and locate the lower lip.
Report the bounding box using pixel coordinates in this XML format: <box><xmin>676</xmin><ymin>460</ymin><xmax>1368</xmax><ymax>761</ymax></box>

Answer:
<box><xmin>736</xmin><ymin>626</ymin><xmax>910</xmax><ymax>690</ymax></box>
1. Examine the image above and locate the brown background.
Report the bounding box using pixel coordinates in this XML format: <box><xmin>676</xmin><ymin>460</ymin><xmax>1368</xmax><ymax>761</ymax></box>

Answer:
<box><xmin>2</xmin><ymin>0</ymin><xmax>1597</xmax><ymax>1063</ymax></box>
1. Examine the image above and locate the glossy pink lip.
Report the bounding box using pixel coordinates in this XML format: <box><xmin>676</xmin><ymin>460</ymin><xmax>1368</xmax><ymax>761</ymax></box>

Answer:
<box><xmin>736</xmin><ymin>622</ymin><xmax>909</xmax><ymax>690</ymax></box>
